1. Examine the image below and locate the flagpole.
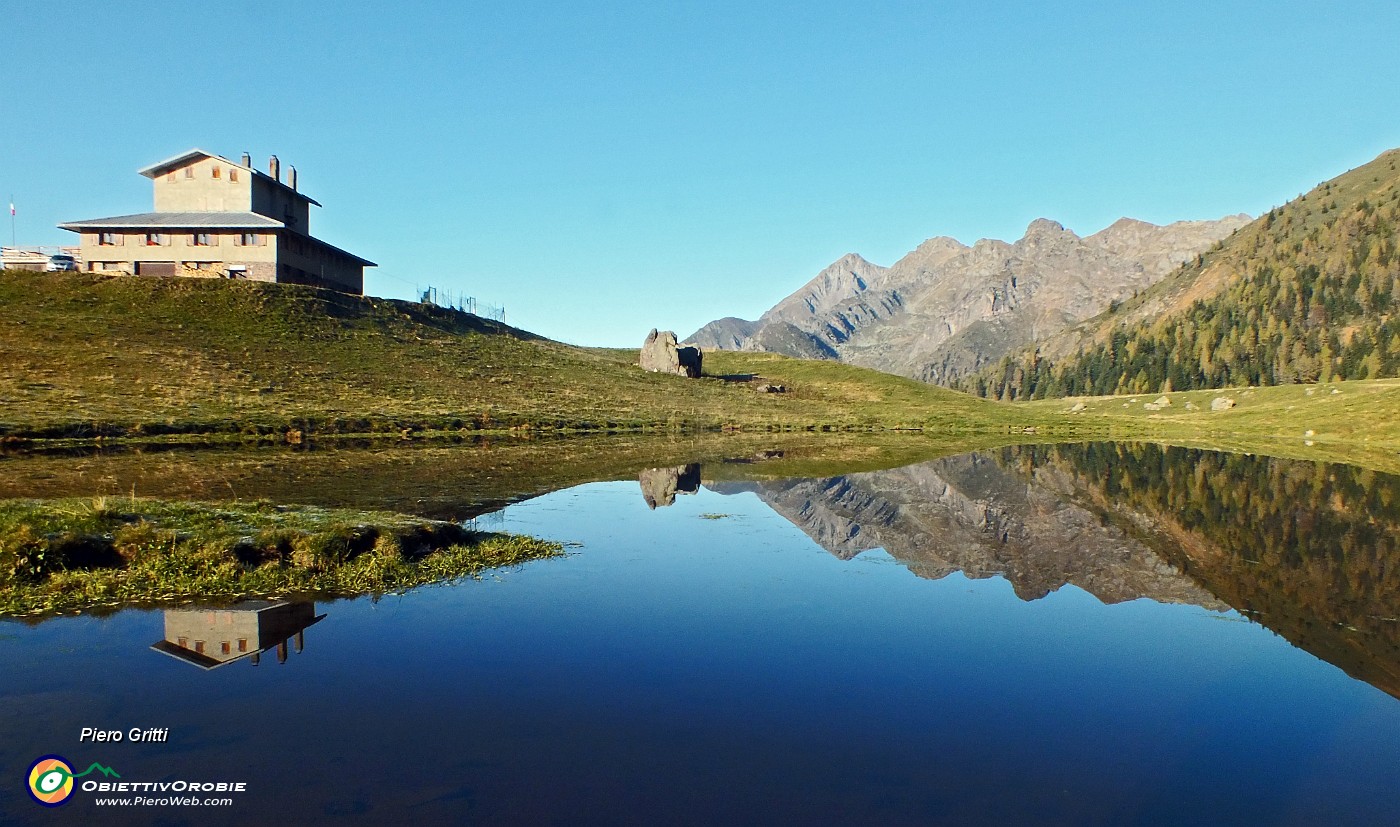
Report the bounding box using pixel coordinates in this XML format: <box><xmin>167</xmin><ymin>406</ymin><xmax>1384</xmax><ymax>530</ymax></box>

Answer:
<box><xmin>8</xmin><ymin>195</ymin><xmax>14</xmax><ymax>249</ymax></box>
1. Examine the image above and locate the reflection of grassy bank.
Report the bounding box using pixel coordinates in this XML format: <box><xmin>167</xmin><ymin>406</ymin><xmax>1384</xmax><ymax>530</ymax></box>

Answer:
<box><xmin>5</xmin><ymin>427</ymin><xmax>1397</xmax><ymax>522</ymax></box>
<box><xmin>0</xmin><ymin>432</ymin><xmax>1058</xmax><ymax>520</ymax></box>
<box><xmin>0</xmin><ymin>498</ymin><xmax>561</xmax><ymax>617</ymax></box>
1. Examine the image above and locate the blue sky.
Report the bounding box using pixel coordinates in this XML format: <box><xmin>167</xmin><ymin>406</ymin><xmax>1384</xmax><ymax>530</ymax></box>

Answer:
<box><xmin>5</xmin><ymin>1</ymin><xmax>1399</xmax><ymax>345</ymax></box>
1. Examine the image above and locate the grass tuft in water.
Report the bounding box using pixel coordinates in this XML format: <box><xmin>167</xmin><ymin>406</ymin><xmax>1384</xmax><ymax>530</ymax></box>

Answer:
<box><xmin>0</xmin><ymin>498</ymin><xmax>562</xmax><ymax>617</ymax></box>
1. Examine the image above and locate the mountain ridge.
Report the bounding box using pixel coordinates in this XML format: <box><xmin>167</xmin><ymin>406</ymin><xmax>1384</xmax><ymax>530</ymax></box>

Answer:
<box><xmin>973</xmin><ymin>147</ymin><xmax>1400</xmax><ymax>399</ymax></box>
<box><xmin>687</xmin><ymin>213</ymin><xmax>1250</xmax><ymax>384</ymax></box>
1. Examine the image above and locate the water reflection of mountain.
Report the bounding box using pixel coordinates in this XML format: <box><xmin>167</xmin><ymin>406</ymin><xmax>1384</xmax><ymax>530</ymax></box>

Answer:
<box><xmin>700</xmin><ymin>446</ymin><xmax>1400</xmax><ymax>700</ymax></box>
<box><xmin>706</xmin><ymin>453</ymin><xmax>1224</xmax><ymax>608</ymax></box>
<box><xmin>1012</xmin><ymin>444</ymin><xmax>1400</xmax><ymax>700</ymax></box>
<box><xmin>151</xmin><ymin>600</ymin><xmax>324</xmax><ymax>670</ymax></box>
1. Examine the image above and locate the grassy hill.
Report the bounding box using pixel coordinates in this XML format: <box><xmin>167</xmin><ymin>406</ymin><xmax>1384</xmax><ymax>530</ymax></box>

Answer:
<box><xmin>1019</xmin><ymin>378</ymin><xmax>1400</xmax><ymax>474</ymax></box>
<box><xmin>970</xmin><ymin>148</ymin><xmax>1400</xmax><ymax>400</ymax></box>
<box><xmin>0</xmin><ymin>273</ymin><xmax>1056</xmax><ymax>442</ymax></box>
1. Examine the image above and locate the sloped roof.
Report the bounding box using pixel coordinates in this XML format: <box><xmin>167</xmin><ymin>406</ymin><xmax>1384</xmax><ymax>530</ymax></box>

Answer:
<box><xmin>58</xmin><ymin>212</ymin><xmax>287</xmax><ymax>230</ymax></box>
<box><xmin>137</xmin><ymin>148</ymin><xmax>225</xmax><ymax>178</ymax></box>
<box><xmin>137</xmin><ymin>148</ymin><xmax>322</xmax><ymax>206</ymax></box>
<box><xmin>301</xmin><ymin>234</ymin><xmax>377</xmax><ymax>267</ymax></box>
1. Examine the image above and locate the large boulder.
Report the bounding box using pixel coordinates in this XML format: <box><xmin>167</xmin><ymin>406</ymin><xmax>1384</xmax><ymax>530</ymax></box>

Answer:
<box><xmin>641</xmin><ymin>329</ymin><xmax>703</xmax><ymax>378</ymax></box>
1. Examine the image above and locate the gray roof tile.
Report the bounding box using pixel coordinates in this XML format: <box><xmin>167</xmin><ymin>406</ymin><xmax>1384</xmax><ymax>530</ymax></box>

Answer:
<box><xmin>58</xmin><ymin>212</ymin><xmax>287</xmax><ymax>230</ymax></box>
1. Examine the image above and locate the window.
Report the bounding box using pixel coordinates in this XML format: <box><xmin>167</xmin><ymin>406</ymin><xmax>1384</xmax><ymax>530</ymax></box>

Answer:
<box><xmin>145</xmin><ymin>233</ymin><xmax>165</xmax><ymax>246</ymax></box>
<box><xmin>229</xmin><ymin>169</ymin><xmax>239</xmax><ymax>183</ymax></box>
<box><xmin>221</xmin><ymin>641</ymin><xmax>230</xmax><ymax>655</ymax></box>
<box><xmin>193</xmin><ymin>233</ymin><xmax>212</xmax><ymax>246</ymax></box>
<box><xmin>194</xmin><ymin>641</ymin><xmax>205</xmax><ymax>654</ymax></box>
<box><xmin>99</xmin><ymin>232</ymin><xmax>118</xmax><ymax>246</ymax></box>
<box><xmin>212</xmin><ymin>166</ymin><xmax>221</xmax><ymax>179</ymax></box>
<box><xmin>237</xmin><ymin>233</ymin><xmax>259</xmax><ymax>246</ymax></box>
<box><xmin>227</xmin><ymin>266</ymin><xmax>248</xmax><ymax>279</ymax></box>
<box><xmin>237</xmin><ymin>639</ymin><xmax>247</xmax><ymax>652</ymax></box>
<box><xmin>184</xmin><ymin>166</ymin><xmax>194</xmax><ymax>179</ymax></box>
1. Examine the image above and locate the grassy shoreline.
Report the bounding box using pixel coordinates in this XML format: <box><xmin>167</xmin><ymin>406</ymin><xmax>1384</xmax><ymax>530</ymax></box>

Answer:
<box><xmin>0</xmin><ymin>274</ymin><xmax>1065</xmax><ymax>442</ymax></box>
<box><xmin>2</xmin><ymin>273</ymin><xmax>1395</xmax><ymax>467</ymax></box>
<box><xmin>1019</xmin><ymin>378</ymin><xmax>1400</xmax><ymax>458</ymax></box>
<box><xmin>0</xmin><ymin>498</ymin><xmax>562</xmax><ymax>618</ymax></box>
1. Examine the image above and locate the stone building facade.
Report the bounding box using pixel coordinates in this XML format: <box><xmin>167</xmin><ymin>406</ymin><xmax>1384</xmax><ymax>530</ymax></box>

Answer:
<box><xmin>59</xmin><ymin>149</ymin><xmax>374</xmax><ymax>294</ymax></box>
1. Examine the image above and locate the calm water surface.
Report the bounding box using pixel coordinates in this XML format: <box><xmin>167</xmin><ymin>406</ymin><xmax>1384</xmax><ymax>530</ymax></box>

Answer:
<box><xmin>2</xmin><ymin>443</ymin><xmax>1399</xmax><ymax>825</ymax></box>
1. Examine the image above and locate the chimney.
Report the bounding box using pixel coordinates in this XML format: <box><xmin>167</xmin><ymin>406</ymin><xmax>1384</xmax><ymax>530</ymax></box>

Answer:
<box><xmin>269</xmin><ymin>155</ymin><xmax>280</xmax><ymax>182</ymax></box>
<box><xmin>289</xmin><ymin>166</ymin><xmax>297</xmax><ymax>191</ymax></box>
<box><xmin>240</xmin><ymin>152</ymin><xmax>251</xmax><ymax>168</ymax></box>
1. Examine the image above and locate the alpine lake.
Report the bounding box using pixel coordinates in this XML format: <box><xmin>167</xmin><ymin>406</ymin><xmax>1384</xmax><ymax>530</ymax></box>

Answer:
<box><xmin>2</xmin><ymin>433</ymin><xmax>1399</xmax><ymax>826</ymax></box>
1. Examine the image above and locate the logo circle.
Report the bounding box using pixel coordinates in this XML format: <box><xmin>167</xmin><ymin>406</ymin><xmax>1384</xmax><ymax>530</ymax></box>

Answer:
<box><xmin>27</xmin><ymin>755</ymin><xmax>75</xmax><ymax>807</ymax></box>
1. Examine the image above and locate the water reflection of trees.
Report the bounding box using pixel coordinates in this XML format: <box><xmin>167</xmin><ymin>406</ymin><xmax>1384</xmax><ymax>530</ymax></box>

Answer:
<box><xmin>1008</xmin><ymin>443</ymin><xmax>1400</xmax><ymax>699</ymax></box>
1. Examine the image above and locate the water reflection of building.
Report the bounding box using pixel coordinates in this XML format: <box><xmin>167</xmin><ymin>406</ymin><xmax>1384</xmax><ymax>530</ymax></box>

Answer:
<box><xmin>639</xmin><ymin>464</ymin><xmax>701</xmax><ymax>509</ymax></box>
<box><xmin>150</xmin><ymin>600</ymin><xmax>325</xmax><ymax>670</ymax></box>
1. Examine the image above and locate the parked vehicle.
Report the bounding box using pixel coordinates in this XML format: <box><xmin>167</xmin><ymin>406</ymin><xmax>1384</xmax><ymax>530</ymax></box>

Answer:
<box><xmin>47</xmin><ymin>253</ymin><xmax>78</xmax><ymax>271</ymax></box>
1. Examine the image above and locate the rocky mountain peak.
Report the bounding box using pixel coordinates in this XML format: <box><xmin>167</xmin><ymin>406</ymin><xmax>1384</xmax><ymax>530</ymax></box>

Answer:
<box><xmin>1020</xmin><ymin>218</ymin><xmax>1077</xmax><ymax>242</ymax></box>
<box><xmin>1102</xmin><ymin>216</ymin><xmax>1154</xmax><ymax>233</ymax></box>
<box><xmin>913</xmin><ymin>236</ymin><xmax>969</xmax><ymax>257</ymax></box>
<box><xmin>755</xmin><ymin>252</ymin><xmax>891</xmax><ymax>330</ymax></box>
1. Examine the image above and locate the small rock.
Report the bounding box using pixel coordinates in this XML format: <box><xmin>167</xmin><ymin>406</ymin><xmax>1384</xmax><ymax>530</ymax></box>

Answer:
<box><xmin>1143</xmin><ymin>402</ymin><xmax>1161</xmax><ymax>411</ymax></box>
<box><xmin>1153</xmin><ymin>395</ymin><xmax>1172</xmax><ymax>407</ymax></box>
<box><xmin>754</xmin><ymin>383</ymin><xmax>787</xmax><ymax>394</ymax></box>
<box><xmin>1304</xmin><ymin>429</ymin><xmax>1315</xmax><ymax>437</ymax></box>
<box><xmin>1184</xmin><ymin>401</ymin><xmax>1198</xmax><ymax>411</ymax></box>
<box><xmin>1210</xmin><ymin>397</ymin><xmax>1236</xmax><ymax>411</ymax></box>
<box><xmin>1069</xmin><ymin>402</ymin><xmax>1087</xmax><ymax>413</ymax></box>
<box><xmin>1305</xmin><ymin>387</ymin><xmax>1315</xmax><ymax>396</ymax></box>
<box><xmin>1331</xmin><ymin>388</ymin><xmax>1341</xmax><ymax>395</ymax></box>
